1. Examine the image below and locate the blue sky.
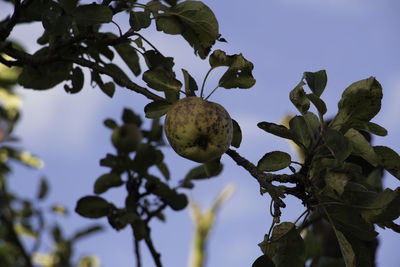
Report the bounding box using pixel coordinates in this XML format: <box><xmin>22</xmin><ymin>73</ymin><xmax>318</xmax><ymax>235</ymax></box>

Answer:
<box><xmin>2</xmin><ymin>0</ymin><xmax>400</xmax><ymax>266</ymax></box>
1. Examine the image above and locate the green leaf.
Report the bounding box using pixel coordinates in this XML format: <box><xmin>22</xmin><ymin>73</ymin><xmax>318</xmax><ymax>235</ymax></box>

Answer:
<box><xmin>304</xmin><ymin>70</ymin><xmax>327</xmax><ymax>97</ymax></box>
<box><xmin>231</xmin><ymin>119</ymin><xmax>242</xmax><ymax>148</ymax></box>
<box><xmin>252</xmin><ymin>255</ymin><xmax>275</xmax><ymax>267</ymax></box>
<box><xmin>99</xmin><ymin>81</ymin><xmax>115</xmax><ymax>98</ymax></box>
<box><xmin>132</xmin><ymin>144</ymin><xmax>162</xmax><ymax>173</ymax></box>
<box><xmin>307</xmin><ymin>93</ymin><xmax>327</xmax><ymax>115</ymax></box>
<box><xmin>331</xmin><ymin>77</ymin><xmax>383</xmax><ymax>132</ymax></box>
<box><xmin>345</xmin><ymin>128</ymin><xmax>378</xmax><ymax>166</ymax></box>
<box><xmin>42</xmin><ymin>10</ymin><xmax>72</xmax><ymax>36</ymax></box>
<box><xmin>304</xmin><ymin>112</ymin><xmax>320</xmax><ymax>134</ymax></box>
<box><xmin>144</xmin><ymin>50</ymin><xmax>175</xmax><ymax>70</ymax></box>
<box><xmin>323</xmin><ymin>128</ymin><xmax>352</xmax><ymax>162</ymax></box>
<box><xmin>65</xmin><ymin>67</ymin><xmax>84</xmax><ymax>94</ymax></box>
<box><xmin>144</xmin><ymin>100</ymin><xmax>172</xmax><ymax>118</ymax></box>
<box><xmin>37</xmin><ymin>177</ymin><xmax>49</xmax><ymax>200</ymax></box>
<box><xmin>75</xmin><ymin>196</ymin><xmax>112</xmax><ymax>219</ymax></box>
<box><xmin>360</xmin><ymin>188</ymin><xmax>400</xmax><ymax>223</ymax></box>
<box><xmin>258</xmin><ymin>151</ymin><xmax>291</xmax><ymax>172</ymax></box>
<box><xmin>157</xmin><ymin>162</ymin><xmax>170</xmax><ymax>180</ymax></box>
<box><xmin>94</xmin><ymin>173</ymin><xmax>124</xmax><ymax>194</ymax></box>
<box><xmin>267</xmin><ymin>222</ymin><xmax>306</xmax><ymax>267</ymax></box>
<box><xmin>182</xmin><ymin>68</ymin><xmax>198</xmax><ymax>96</ymax></box>
<box><xmin>290</xmin><ymin>81</ymin><xmax>310</xmax><ymax>114</ymax></box>
<box><xmin>114</xmin><ymin>43</ymin><xmax>141</xmax><ymax>76</ymax></box>
<box><xmin>143</xmin><ymin>66</ymin><xmax>182</xmax><ymax>92</ymax></box>
<box><xmin>129</xmin><ymin>11</ymin><xmax>151</xmax><ymax>31</ymax></box>
<box><xmin>334</xmin><ymin>231</ymin><xmax>356</xmax><ymax>267</ymax></box>
<box><xmin>103</xmin><ymin>118</ymin><xmax>117</xmax><ymax>130</ymax></box>
<box><xmin>325</xmin><ymin>172</ymin><xmax>349</xmax><ymax>195</ymax></box>
<box><xmin>353</xmin><ymin>121</ymin><xmax>387</xmax><ymax>137</ymax></box>
<box><xmin>73</xmin><ymin>4</ymin><xmax>113</xmax><ymax>26</ymax></box>
<box><xmin>156</xmin><ymin>1</ymin><xmax>219</xmax><ymax>59</ymax></box>
<box><xmin>209</xmin><ymin>50</ymin><xmax>256</xmax><ymax>89</ymax></box>
<box><xmin>204</xmin><ymin>157</ymin><xmax>222</xmax><ymax>177</ymax></box>
<box><xmin>167</xmin><ymin>192</ymin><xmax>188</xmax><ymax>211</ymax></box>
<box><xmin>374</xmin><ymin>146</ymin><xmax>400</xmax><ymax>180</ymax></box>
<box><xmin>105</xmin><ymin>63</ymin><xmax>130</xmax><ymax>86</ymax></box>
<box><xmin>122</xmin><ymin>108</ymin><xmax>142</xmax><ymax>126</ymax></box>
<box><xmin>257</xmin><ymin>122</ymin><xmax>296</xmax><ymax>140</ymax></box>
<box><xmin>289</xmin><ymin>116</ymin><xmax>311</xmax><ymax>148</ymax></box>
<box><xmin>326</xmin><ymin>205</ymin><xmax>377</xmax><ymax>241</ymax></box>
<box><xmin>303</xmin><ymin>230</ymin><xmax>320</xmax><ymax>260</ymax></box>
<box><xmin>184</xmin><ymin>163</ymin><xmax>222</xmax><ymax>181</ymax></box>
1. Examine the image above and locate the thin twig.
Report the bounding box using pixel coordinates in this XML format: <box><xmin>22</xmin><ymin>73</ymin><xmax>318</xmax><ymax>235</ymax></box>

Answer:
<box><xmin>144</xmin><ymin>230</ymin><xmax>162</xmax><ymax>267</ymax></box>
<box><xmin>134</xmin><ymin>238</ymin><xmax>142</xmax><ymax>267</ymax></box>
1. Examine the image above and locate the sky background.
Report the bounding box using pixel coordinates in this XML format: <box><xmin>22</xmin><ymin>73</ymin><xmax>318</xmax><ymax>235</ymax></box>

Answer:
<box><xmin>1</xmin><ymin>0</ymin><xmax>400</xmax><ymax>266</ymax></box>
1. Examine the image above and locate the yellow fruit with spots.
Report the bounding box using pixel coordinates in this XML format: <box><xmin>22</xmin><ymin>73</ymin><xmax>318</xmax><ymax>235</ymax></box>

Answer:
<box><xmin>164</xmin><ymin>97</ymin><xmax>233</xmax><ymax>163</ymax></box>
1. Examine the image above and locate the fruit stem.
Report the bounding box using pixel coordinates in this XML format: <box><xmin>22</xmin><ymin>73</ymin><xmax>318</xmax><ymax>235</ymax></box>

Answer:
<box><xmin>204</xmin><ymin>84</ymin><xmax>220</xmax><ymax>101</ymax></box>
<box><xmin>200</xmin><ymin>67</ymin><xmax>214</xmax><ymax>98</ymax></box>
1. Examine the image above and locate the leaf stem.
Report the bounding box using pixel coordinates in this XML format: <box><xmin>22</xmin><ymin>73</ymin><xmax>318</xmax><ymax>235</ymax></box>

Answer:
<box><xmin>200</xmin><ymin>67</ymin><xmax>214</xmax><ymax>98</ymax></box>
<box><xmin>204</xmin><ymin>84</ymin><xmax>220</xmax><ymax>101</ymax></box>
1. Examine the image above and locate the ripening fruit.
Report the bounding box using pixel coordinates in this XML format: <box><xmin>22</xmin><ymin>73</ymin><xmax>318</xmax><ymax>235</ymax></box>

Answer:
<box><xmin>111</xmin><ymin>123</ymin><xmax>142</xmax><ymax>152</ymax></box>
<box><xmin>164</xmin><ymin>97</ymin><xmax>233</xmax><ymax>163</ymax></box>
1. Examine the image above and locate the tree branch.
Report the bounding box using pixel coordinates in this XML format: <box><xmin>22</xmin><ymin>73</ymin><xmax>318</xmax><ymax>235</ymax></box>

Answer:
<box><xmin>134</xmin><ymin>237</ymin><xmax>142</xmax><ymax>267</ymax></box>
<box><xmin>144</xmin><ymin>230</ymin><xmax>162</xmax><ymax>267</ymax></box>
<box><xmin>1</xmin><ymin>45</ymin><xmax>165</xmax><ymax>102</ymax></box>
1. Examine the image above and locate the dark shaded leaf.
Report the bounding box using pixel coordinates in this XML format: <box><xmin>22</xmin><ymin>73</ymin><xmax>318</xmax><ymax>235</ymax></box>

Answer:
<box><xmin>252</xmin><ymin>255</ymin><xmax>275</xmax><ymax>267</ymax></box>
<box><xmin>360</xmin><ymin>188</ymin><xmax>400</xmax><ymax>223</ymax></box>
<box><xmin>267</xmin><ymin>222</ymin><xmax>306</xmax><ymax>267</ymax></box>
<box><xmin>345</xmin><ymin>128</ymin><xmax>378</xmax><ymax>166</ymax></box>
<box><xmin>168</xmin><ymin>192</ymin><xmax>188</xmax><ymax>211</ymax></box>
<box><xmin>374</xmin><ymin>146</ymin><xmax>400</xmax><ymax>180</ymax></box>
<box><xmin>289</xmin><ymin>116</ymin><xmax>311</xmax><ymax>148</ymax></box>
<box><xmin>353</xmin><ymin>121</ymin><xmax>387</xmax><ymax>137</ymax></box>
<box><xmin>335</xmin><ymin>230</ymin><xmax>356</xmax><ymax>267</ymax></box>
<box><xmin>182</xmin><ymin>68</ymin><xmax>198</xmax><ymax>96</ymax></box>
<box><xmin>75</xmin><ymin>196</ymin><xmax>112</xmax><ymax>218</ymax></box>
<box><xmin>143</xmin><ymin>66</ymin><xmax>182</xmax><ymax>91</ymax></box>
<box><xmin>257</xmin><ymin>122</ymin><xmax>296</xmax><ymax>140</ymax></box>
<box><xmin>290</xmin><ymin>81</ymin><xmax>309</xmax><ymax>114</ymax></box>
<box><xmin>258</xmin><ymin>151</ymin><xmax>291</xmax><ymax>172</ymax></box>
<box><xmin>204</xmin><ymin>157</ymin><xmax>222</xmax><ymax>177</ymax></box>
<box><xmin>122</xmin><ymin>108</ymin><xmax>142</xmax><ymax>126</ymax></box>
<box><xmin>37</xmin><ymin>177</ymin><xmax>49</xmax><ymax>200</ymax></box>
<box><xmin>65</xmin><ymin>67</ymin><xmax>84</xmax><ymax>94</ymax></box>
<box><xmin>307</xmin><ymin>93</ymin><xmax>327</xmax><ymax>115</ymax></box>
<box><xmin>156</xmin><ymin>15</ymin><xmax>184</xmax><ymax>34</ymax></box>
<box><xmin>304</xmin><ymin>70</ymin><xmax>327</xmax><ymax>97</ymax></box>
<box><xmin>99</xmin><ymin>82</ymin><xmax>115</xmax><ymax>98</ymax></box>
<box><xmin>144</xmin><ymin>100</ymin><xmax>172</xmax><ymax>118</ymax></box>
<box><xmin>144</xmin><ymin>50</ymin><xmax>175</xmax><ymax>70</ymax></box>
<box><xmin>157</xmin><ymin>162</ymin><xmax>170</xmax><ymax>180</ymax></box>
<box><xmin>231</xmin><ymin>119</ymin><xmax>242</xmax><ymax>148</ymax></box>
<box><xmin>94</xmin><ymin>173</ymin><xmax>124</xmax><ymax>194</ymax></box>
<box><xmin>103</xmin><ymin>118</ymin><xmax>117</xmax><ymax>129</ymax></box>
<box><xmin>42</xmin><ymin>10</ymin><xmax>72</xmax><ymax>36</ymax></box>
<box><xmin>129</xmin><ymin>11</ymin><xmax>151</xmax><ymax>31</ymax></box>
<box><xmin>114</xmin><ymin>43</ymin><xmax>141</xmax><ymax>76</ymax></box>
<box><xmin>73</xmin><ymin>4</ymin><xmax>113</xmax><ymax>26</ymax></box>
<box><xmin>325</xmin><ymin>172</ymin><xmax>349</xmax><ymax>196</ymax></box>
<box><xmin>324</xmin><ymin>128</ymin><xmax>352</xmax><ymax>162</ymax></box>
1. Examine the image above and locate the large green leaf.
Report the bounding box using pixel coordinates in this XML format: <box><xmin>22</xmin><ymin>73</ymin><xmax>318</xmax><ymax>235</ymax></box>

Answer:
<box><xmin>304</xmin><ymin>70</ymin><xmax>327</xmax><ymax>97</ymax></box>
<box><xmin>75</xmin><ymin>196</ymin><xmax>112</xmax><ymax>219</ymax></box>
<box><xmin>374</xmin><ymin>146</ymin><xmax>400</xmax><ymax>180</ymax></box>
<box><xmin>331</xmin><ymin>77</ymin><xmax>383</xmax><ymax>132</ymax></box>
<box><xmin>307</xmin><ymin>93</ymin><xmax>327</xmax><ymax>115</ymax></box>
<box><xmin>209</xmin><ymin>50</ymin><xmax>256</xmax><ymax>89</ymax></box>
<box><xmin>325</xmin><ymin>172</ymin><xmax>349</xmax><ymax>196</ymax></box>
<box><xmin>182</xmin><ymin>68</ymin><xmax>198</xmax><ymax>96</ymax></box>
<box><xmin>73</xmin><ymin>4</ymin><xmax>113</xmax><ymax>26</ymax></box>
<box><xmin>258</xmin><ymin>151</ymin><xmax>291</xmax><ymax>172</ymax></box>
<box><xmin>345</xmin><ymin>128</ymin><xmax>378</xmax><ymax>166</ymax></box>
<box><xmin>156</xmin><ymin>1</ymin><xmax>219</xmax><ymax>59</ymax></box>
<box><xmin>252</xmin><ymin>255</ymin><xmax>275</xmax><ymax>267</ymax></box>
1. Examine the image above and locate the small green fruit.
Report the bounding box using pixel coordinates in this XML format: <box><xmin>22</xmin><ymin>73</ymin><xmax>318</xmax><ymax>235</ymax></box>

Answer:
<box><xmin>111</xmin><ymin>123</ymin><xmax>142</xmax><ymax>152</ymax></box>
<box><xmin>164</xmin><ymin>97</ymin><xmax>233</xmax><ymax>163</ymax></box>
